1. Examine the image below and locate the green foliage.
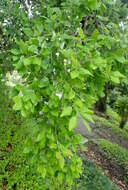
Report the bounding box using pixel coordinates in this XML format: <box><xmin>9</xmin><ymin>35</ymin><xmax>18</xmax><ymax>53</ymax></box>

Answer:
<box><xmin>0</xmin><ymin>82</ymin><xmax>43</xmax><ymax>189</ymax></box>
<box><xmin>115</xmin><ymin>94</ymin><xmax>128</xmax><ymax>129</ymax></box>
<box><xmin>97</xmin><ymin>139</ymin><xmax>128</xmax><ymax>165</ymax></box>
<box><xmin>8</xmin><ymin>0</ymin><xmax>128</xmax><ymax>189</ymax></box>
<box><xmin>95</xmin><ymin>139</ymin><xmax>128</xmax><ymax>185</ymax></box>
<box><xmin>0</xmin><ymin>123</ymin><xmax>44</xmax><ymax>190</ymax></box>
<box><xmin>0</xmin><ymin>0</ymin><xmax>127</xmax><ymax>189</ymax></box>
<box><xmin>108</xmin><ymin>82</ymin><xmax>128</xmax><ymax>129</ymax></box>
<box><xmin>115</xmin><ymin>85</ymin><xmax>128</xmax><ymax>117</ymax></box>
<box><xmin>9</xmin><ymin>1</ymin><xmax>101</xmax><ymax>189</ymax></box>
<box><xmin>0</xmin><ymin>0</ymin><xmax>34</xmax><ymax>74</ymax></box>
<box><xmin>106</xmin><ymin>108</ymin><xmax>120</xmax><ymax>124</ymax></box>
<box><xmin>93</xmin><ymin>111</ymin><xmax>128</xmax><ymax>140</ymax></box>
<box><xmin>0</xmin><ymin>101</ymin><xmax>120</xmax><ymax>190</ymax></box>
<box><xmin>93</xmin><ymin>0</ymin><xmax>128</xmax><ymax>113</ymax></box>
<box><xmin>0</xmin><ymin>82</ymin><xmax>8</xmax><ymax>121</ymax></box>
<box><xmin>78</xmin><ymin>159</ymin><xmax>120</xmax><ymax>190</ymax></box>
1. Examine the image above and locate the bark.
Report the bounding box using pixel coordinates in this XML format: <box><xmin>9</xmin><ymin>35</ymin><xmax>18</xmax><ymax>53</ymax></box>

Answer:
<box><xmin>57</xmin><ymin>0</ymin><xmax>62</xmax><ymax>6</ymax></box>
<box><xmin>119</xmin><ymin>115</ymin><xmax>127</xmax><ymax>129</ymax></box>
<box><xmin>95</xmin><ymin>84</ymin><xmax>108</xmax><ymax>113</ymax></box>
<box><xmin>95</xmin><ymin>96</ymin><xmax>107</xmax><ymax>113</ymax></box>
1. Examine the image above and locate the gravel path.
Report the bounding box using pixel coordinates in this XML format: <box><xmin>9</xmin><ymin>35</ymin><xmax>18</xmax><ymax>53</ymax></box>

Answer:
<box><xmin>76</xmin><ymin>118</ymin><xmax>128</xmax><ymax>149</ymax></box>
<box><xmin>76</xmin><ymin>119</ymin><xmax>97</xmax><ymax>139</ymax></box>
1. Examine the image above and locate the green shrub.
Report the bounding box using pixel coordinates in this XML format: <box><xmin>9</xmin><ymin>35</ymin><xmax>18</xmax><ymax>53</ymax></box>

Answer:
<box><xmin>106</xmin><ymin>107</ymin><xmax>120</xmax><ymax>125</ymax></box>
<box><xmin>0</xmin><ymin>112</ymin><xmax>43</xmax><ymax>189</ymax></box>
<box><xmin>93</xmin><ymin>113</ymin><xmax>128</xmax><ymax>140</ymax></box>
<box><xmin>96</xmin><ymin>139</ymin><xmax>128</xmax><ymax>185</ymax></box>
<box><xmin>97</xmin><ymin>139</ymin><xmax>128</xmax><ymax>165</ymax></box>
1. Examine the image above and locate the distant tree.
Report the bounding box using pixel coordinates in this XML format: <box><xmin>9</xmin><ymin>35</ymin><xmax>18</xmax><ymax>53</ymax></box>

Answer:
<box><xmin>95</xmin><ymin>0</ymin><xmax>128</xmax><ymax>113</ymax></box>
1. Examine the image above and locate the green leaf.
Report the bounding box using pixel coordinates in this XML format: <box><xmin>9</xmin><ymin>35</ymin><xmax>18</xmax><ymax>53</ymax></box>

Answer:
<box><xmin>28</xmin><ymin>45</ymin><xmax>38</xmax><ymax>53</ymax></box>
<box><xmin>74</xmin><ymin>99</ymin><xmax>83</xmax><ymax>109</ymax></box>
<box><xmin>57</xmin><ymin>173</ymin><xmax>64</xmax><ymax>184</ymax></box>
<box><xmin>91</xmin><ymin>29</ymin><xmax>99</xmax><ymax>40</ymax></box>
<box><xmin>30</xmin><ymin>93</ymin><xmax>38</xmax><ymax>104</ymax></box>
<box><xmin>38</xmin><ymin>165</ymin><xmax>46</xmax><ymax>178</ymax></box>
<box><xmin>116</xmin><ymin>56</ymin><xmax>125</xmax><ymax>63</ymax></box>
<box><xmin>21</xmin><ymin>108</ymin><xmax>27</xmax><ymax>117</ymax></box>
<box><xmin>93</xmin><ymin>57</ymin><xmax>107</xmax><ymax>68</ymax></box>
<box><xmin>110</xmin><ymin>76</ymin><xmax>120</xmax><ymax>84</ymax></box>
<box><xmin>13</xmin><ymin>96</ymin><xmax>22</xmax><ymax>110</ymax></box>
<box><xmin>23</xmin><ymin>57</ymin><xmax>42</xmax><ymax>66</ymax></box>
<box><xmin>36</xmin><ymin>131</ymin><xmax>45</xmax><ymax>142</ymax></box>
<box><xmin>24</xmin><ymin>101</ymin><xmax>32</xmax><ymax>110</ymax></box>
<box><xmin>113</xmin><ymin>71</ymin><xmax>124</xmax><ymax>78</ymax></box>
<box><xmin>40</xmin><ymin>138</ymin><xmax>46</xmax><ymax>149</ymax></box>
<box><xmin>80</xmin><ymin>68</ymin><xmax>93</xmax><ymax>76</ymax></box>
<box><xmin>70</xmin><ymin>71</ymin><xmax>79</xmax><ymax>79</ymax></box>
<box><xmin>56</xmin><ymin>152</ymin><xmax>65</xmax><ymax>169</ymax></box>
<box><xmin>78</xmin><ymin>28</ymin><xmax>85</xmax><ymax>39</ymax></box>
<box><xmin>68</xmin><ymin>90</ymin><xmax>75</xmax><ymax>100</ymax></box>
<box><xmin>69</xmin><ymin>116</ymin><xmax>77</xmax><ymax>131</ymax></box>
<box><xmin>11</xmin><ymin>49</ymin><xmax>20</xmax><ymax>55</ymax></box>
<box><xmin>61</xmin><ymin>147</ymin><xmax>73</xmax><ymax>157</ymax></box>
<box><xmin>23</xmin><ymin>27</ymin><xmax>33</xmax><ymax>37</ymax></box>
<box><xmin>23</xmin><ymin>58</ymin><xmax>32</xmax><ymax>66</ymax></box>
<box><xmin>110</xmin><ymin>71</ymin><xmax>124</xmax><ymax>84</ymax></box>
<box><xmin>38</xmin><ymin>78</ymin><xmax>49</xmax><ymax>88</ymax></box>
<box><xmin>17</xmin><ymin>40</ymin><xmax>28</xmax><ymax>54</ymax></box>
<box><xmin>13</xmin><ymin>56</ymin><xmax>19</xmax><ymax>61</ymax></box>
<box><xmin>33</xmin><ymin>57</ymin><xmax>42</xmax><ymax>65</ymax></box>
<box><xmin>83</xmin><ymin>119</ymin><xmax>91</xmax><ymax>133</ymax></box>
<box><xmin>61</xmin><ymin>106</ymin><xmax>72</xmax><ymax>117</ymax></box>
<box><xmin>23</xmin><ymin>146</ymin><xmax>31</xmax><ymax>154</ymax></box>
<box><xmin>88</xmin><ymin>0</ymin><xmax>98</xmax><ymax>10</ymax></box>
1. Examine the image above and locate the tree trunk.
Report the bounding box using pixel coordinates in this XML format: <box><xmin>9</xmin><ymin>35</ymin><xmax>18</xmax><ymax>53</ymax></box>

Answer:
<box><xmin>119</xmin><ymin>115</ymin><xmax>127</xmax><ymax>129</ymax></box>
<box><xmin>95</xmin><ymin>96</ymin><xmax>107</xmax><ymax>113</ymax></box>
<box><xmin>57</xmin><ymin>0</ymin><xmax>61</xmax><ymax>6</ymax></box>
<box><xmin>95</xmin><ymin>84</ymin><xmax>108</xmax><ymax>113</ymax></box>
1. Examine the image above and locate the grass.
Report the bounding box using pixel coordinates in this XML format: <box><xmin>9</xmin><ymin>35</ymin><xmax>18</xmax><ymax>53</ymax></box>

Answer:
<box><xmin>96</xmin><ymin>139</ymin><xmax>128</xmax><ymax>166</ymax></box>
<box><xmin>78</xmin><ymin>159</ymin><xmax>120</xmax><ymax>190</ymax></box>
<box><xmin>93</xmin><ymin>108</ymin><xmax>128</xmax><ymax>140</ymax></box>
<box><xmin>95</xmin><ymin>139</ymin><xmax>128</xmax><ymax>185</ymax></box>
<box><xmin>0</xmin><ymin>123</ymin><xmax>44</xmax><ymax>189</ymax></box>
<box><xmin>0</xmin><ymin>82</ymin><xmax>44</xmax><ymax>189</ymax></box>
<box><xmin>106</xmin><ymin>107</ymin><xmax>120</xmax><ymax>125</ymax></box>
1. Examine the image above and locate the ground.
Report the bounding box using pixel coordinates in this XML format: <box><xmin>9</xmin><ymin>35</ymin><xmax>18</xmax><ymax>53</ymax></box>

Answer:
<box><xmin>77</xmin><ymin>108</ymin><xmax>128</xmax><ymax>190</ymax></box>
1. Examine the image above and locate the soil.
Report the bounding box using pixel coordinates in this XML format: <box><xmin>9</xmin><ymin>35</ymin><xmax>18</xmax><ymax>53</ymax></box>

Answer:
<box><xmin>76</xmin><ymin>119</ymin><xmax>128</xmax><ymax>149</ymax></box>
<box><xmin>85</xmin><ymin>142</ymin><xmax>128</xmax><ymax>190</ymax></box>
<box><xmin>76</xmin><ymin>118</ymin><xmax>128</xmax><ymax>190</ymax></box>
<box><xmin>2</xmin><ymin>178</ymin><xmax>7</xmax><ymax>190</ymax></box>
<box><xmin>92</xmin><ymin>127</ymin><xmax>128</xmax><ymax>149</ymax></box>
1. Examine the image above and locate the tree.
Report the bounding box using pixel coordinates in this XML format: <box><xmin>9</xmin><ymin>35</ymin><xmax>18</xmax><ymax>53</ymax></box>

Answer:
<box><xmin>94</xmin><ymin>0</ymin><xmax>128</xmax><ymax>113</ymax></box>
<box><xmin>0</xmin><ymin>1</ymin><xmax>25</xmax><ymax>73</ymax></box>
<box><xmin>0</xmin><ymin>0</ymin><xmax>38</xmax><ymax>75</ymax></box>
<box><xmin>117</xmin><ymin>95</ymin><xmax>128</xmax><ymax>129</ymax></box>
<box><xmin>8</xmin><ymin>0</ymin><xmax>128</xmax><ymax>189</ymax></box>
<box><xmin>113</xmin><ymin>82</ymin><xmax>128</xmax><ymax>129</ymax></box>
<box><xmin>121</xmin><ymin>0</ymin><xmax>128</xmax><ymax>5</ymax></box>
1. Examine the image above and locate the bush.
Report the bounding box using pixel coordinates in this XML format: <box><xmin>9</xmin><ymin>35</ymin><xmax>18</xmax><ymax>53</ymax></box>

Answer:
<box><xmin>93</xmin><ymin>112</ymin><xmax>128</xmax><ymax>140</ymax></box>
<box><xmin>96</xmin><ymin>139</ymin><xmax>128</xmax><ymax>185</ymax></box>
